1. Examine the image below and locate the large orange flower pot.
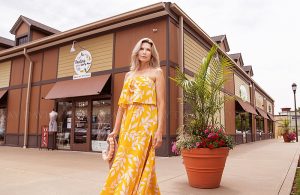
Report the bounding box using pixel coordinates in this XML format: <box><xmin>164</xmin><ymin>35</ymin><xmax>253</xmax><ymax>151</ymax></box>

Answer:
<box><xmin>181</xmin><ymin>147</ymin><xmax>229</xmax><ymax>188</ymax></box>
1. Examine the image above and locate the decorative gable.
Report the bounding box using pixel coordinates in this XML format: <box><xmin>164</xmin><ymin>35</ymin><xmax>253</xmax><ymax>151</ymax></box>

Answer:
<box><xmin>9</xmin><ymin>15</ymin><xmax>60</xmax><ymax>45</ymax></box>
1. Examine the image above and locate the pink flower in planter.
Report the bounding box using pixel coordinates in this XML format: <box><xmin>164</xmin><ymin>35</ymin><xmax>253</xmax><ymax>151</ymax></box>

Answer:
<box><xmin>287</xmin><ymin>132</ymin><xmax>296</xmax><ymax>141</ymax></box>
<box><xmin>171</xmin><ymin>141</ymin><xmax>179</xmax><ymax>154</ymax></box>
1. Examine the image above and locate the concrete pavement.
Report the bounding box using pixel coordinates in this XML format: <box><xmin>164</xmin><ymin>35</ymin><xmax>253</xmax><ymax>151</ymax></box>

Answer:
<box><xmin>0</xmin><ymin>138</ymin><xmax>299</xmax><ymax>195</ymax></box>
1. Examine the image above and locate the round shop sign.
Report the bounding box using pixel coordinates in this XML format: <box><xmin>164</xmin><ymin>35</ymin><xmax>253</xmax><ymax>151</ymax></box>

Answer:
<box><xmin>74</xmin><ymin>50</ymin><xmax>92</xmax><ymax>75</ymax></box>
<box><xmin>239</xmin><ymin>85</ymin><xmax>248</xmax><ymax>101</ymax></box>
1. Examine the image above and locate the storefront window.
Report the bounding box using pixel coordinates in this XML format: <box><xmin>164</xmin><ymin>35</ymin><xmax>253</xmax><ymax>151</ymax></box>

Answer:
<box><xmin>235</xmin><ymin>112</ymin><xmax>251</xmax><ymax>133</ymax></box>
<box><xmin>0</xmin><ymin>108</ymin><xmax>6</xmax><ymax>144</ymax></box>
<box><xmin>268</xmin><ymin>120</ymin><xmax>273</xmax><ymax>136</ymax></box>
<box><xmin>74</xmin><ymin>101</ymin><xmax>88</xmax><ymax>144</ymax></box>
<box><xmin>235</xmin><ymin>112</ymin><xmax>252</xmax><ymax>143</ymax></box>
<box><xmin>57</xmin><ymin>102</ymin><xmax>72</xmax><ymax>149</ymax></box>
<box><xmin>91</xmin><ymin>100</ymin><xmax>111</xmax><ymax>152</ymax></box>
<box><xmin>256</xmin><ymin>117</ymin><xmax>264</xmax><ymax>134</ymax></box>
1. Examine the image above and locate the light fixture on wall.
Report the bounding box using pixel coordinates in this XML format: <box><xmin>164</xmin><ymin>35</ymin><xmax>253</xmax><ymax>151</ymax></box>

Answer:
<box><xmin>70</xmin><ymin>41</ymin><xmax>85</xmax><ymax>53</ymax></box>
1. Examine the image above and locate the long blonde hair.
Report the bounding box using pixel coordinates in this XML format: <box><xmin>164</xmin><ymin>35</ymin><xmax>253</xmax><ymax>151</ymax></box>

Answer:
<box><xmin>130</xmin><ymin>38</ymin><xmax>160</xmax><ymax>71</ymax></box>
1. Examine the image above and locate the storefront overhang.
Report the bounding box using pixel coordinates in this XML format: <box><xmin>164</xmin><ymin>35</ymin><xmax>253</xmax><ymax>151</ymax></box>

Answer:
<box><xmin>0</xmin><ymin>90</ymin><xmax>7</xmax><ymax>100</ymax></box>
<box><xmin>267</xmin><ymin>113</ymin><xmax>275</xmax><ymax>121</ymax></box>
<box><xmin>236</xmin><ymin>98</ymin><xmax>257</xmax><ymax>115</ymax></box>
<box><xmin>45</xmin><ymin>74</ymin><xmax>110</xmax><ymax>100</ymax></box>
<box><xmin>256</xmin><ymin>107</ymin><xmax>269</xmax><ymax>119</ymax></box>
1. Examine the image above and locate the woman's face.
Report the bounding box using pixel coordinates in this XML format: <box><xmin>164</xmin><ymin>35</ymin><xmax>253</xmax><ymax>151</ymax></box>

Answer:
<box><xmin>138</xmin><ymin>42</ymin><xmax>152</xmax><ymax>64</ymax></box>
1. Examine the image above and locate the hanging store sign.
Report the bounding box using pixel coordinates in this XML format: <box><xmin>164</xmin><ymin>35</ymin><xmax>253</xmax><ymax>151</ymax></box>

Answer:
<box><xmin>73</xmin><ymin>50</ymin><xmax>92</xmax><ymax>80</ymax></box>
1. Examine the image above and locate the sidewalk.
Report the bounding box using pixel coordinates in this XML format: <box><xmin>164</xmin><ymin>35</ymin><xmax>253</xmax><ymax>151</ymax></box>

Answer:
<box><xmin>0</xmin><ymin>138</ymin><xmax>299</xmax><ymax>195</ymax></box>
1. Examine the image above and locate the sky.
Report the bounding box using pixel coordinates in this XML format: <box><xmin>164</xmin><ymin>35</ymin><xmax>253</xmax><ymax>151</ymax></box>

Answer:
<box><xmin>1</xmin><ymin>0</ymin><xmax>299</xmax><ymax>114</ymax></box>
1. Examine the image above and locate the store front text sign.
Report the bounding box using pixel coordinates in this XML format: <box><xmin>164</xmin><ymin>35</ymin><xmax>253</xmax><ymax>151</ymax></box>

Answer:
<box><xmin>73</xmin><ymin>50</ymin><xmax>92</xmax><ymax>80</ymax></box>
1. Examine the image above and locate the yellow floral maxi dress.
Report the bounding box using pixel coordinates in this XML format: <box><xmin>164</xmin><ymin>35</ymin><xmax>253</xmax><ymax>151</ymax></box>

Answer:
<box><xmin>100</xmin><ymin>76</ymin><xmax>160</xmax><ymax>195</ymax></box>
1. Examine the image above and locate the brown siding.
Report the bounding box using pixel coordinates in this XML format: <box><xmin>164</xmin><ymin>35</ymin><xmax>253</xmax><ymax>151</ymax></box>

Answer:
<box><xmin>19</xmin><ymin>88</ymin><xmax>27</xmax><ymax>134</ymax></box>
<box><xmin>224</xmin><ymin>72</ymin><xmax>235</xmax><ymax>94</ymax></box>
<box><xmin>38</xmin><ymin>84</ymin><xmax>55</xmax><ymax>134</ymax></box>
<box><xmin>115</xmin><ymin>19</ymin><xmax>167</xmax><ymax>68</ymax></box>
<box><xmin>224</xmin><ymin>99</ymin><xmax>235</xmax><ymax>134</ymax></box>
<box><xmin>31</xmin><ymin>30</ymin><xmax>47</xmax><ymax>41</ymax></box>
<box><xmin>169</xmin><ymin>21</ymin><xmax>178</xmax><ymax>64</ymax></box>
<box><xmin>22</xmin><ymin>57</ymin><xmax>29</xmax><ymax>84</ymax></box>
<box><xmin>264</xmin><ymin>118</ymin><xmax>268</xmax><ymax>133</ymax></box>
<box><xmin>23</xmin><ymin>52</ymin><xmax>43</xmax><ymax>84</ymax></box>
<box><xmin>10</xmin><ymin>57</ymin><xmax>24</xmax><ymax>86</ymax></box>
<box><xmin>42</xmin><ymin>48</ymin><xmax>58</xmax><ymax>80</ymax></box>
<box><xmin>28</xmin><ymin>86</ymin><xmax>40</xmax><ymax>134</ymax></box>
<box><xmin>169</xmin><ymin>67</ymin><xmax>178</xmax><ymax>136</ymax></box>
<box><xmin>31</xmin><ymin>53</ymin><xmax>43</xmax><ymax>83</ymax></box>
<box><xmin>113</xmin><ymin>73</ymin><xmax>126</xmax><ymax>126</ymax></box>
<box><xmin>6</xmin><ymin>89</ymin><xmax>22</xmax><ymax>134</ymax></box>
<box><xmin>224</xmin><ymin>72</ymin><xmax>235</xmax><ymax>134</ymax></box>
<box><xmin>16</xmin><ymin>22</ymin><xmax>29</xmax><ymax>37</ymax></box>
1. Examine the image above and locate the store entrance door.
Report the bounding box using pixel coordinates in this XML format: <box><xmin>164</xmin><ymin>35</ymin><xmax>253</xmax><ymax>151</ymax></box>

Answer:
<box><xmin>72</xmin><ymin>101</ymin><xmax>90</xmax><ymax>151</ymax></box>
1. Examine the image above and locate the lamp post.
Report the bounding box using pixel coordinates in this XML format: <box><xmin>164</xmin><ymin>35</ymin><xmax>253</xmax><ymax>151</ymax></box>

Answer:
<box><xmin>292</xmin><ymin>83</ymin><xmax>298</xmax><ymax>142</ymax></box>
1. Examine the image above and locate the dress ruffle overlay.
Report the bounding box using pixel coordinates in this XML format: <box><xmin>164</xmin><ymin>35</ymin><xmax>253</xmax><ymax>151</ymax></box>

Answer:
<box><xmin>100</xmin><ymin>76</ymin><xmax>160</xmax><ymax>195</ymax></box>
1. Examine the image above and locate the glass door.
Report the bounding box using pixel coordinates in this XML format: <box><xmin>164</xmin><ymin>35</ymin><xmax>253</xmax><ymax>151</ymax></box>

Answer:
<box><xmin>91</xmin><ymin>99</ymin><xmax>111</xmax><ymax>152</ymax></box>
<box><xmin>57</xmin><ymin>102</ymin><xmax>72</xmax><ymax>150</ymax></box>
<box><xmin>73</xmin><ymin>101</ymin><xmax>89</xmax><ymax>151</ymax></box>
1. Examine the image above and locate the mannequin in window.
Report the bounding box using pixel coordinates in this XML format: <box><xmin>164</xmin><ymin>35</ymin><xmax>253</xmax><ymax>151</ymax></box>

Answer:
<box><xmin>0</xmin><ymin>109</ymin><xmax>5</xmax><ymax>141</ymax></box>
<box><xmin>96</xmin><ymin>110</ymin><xmax>107</xmax><ymax>141</ymax></box>
<box><xmin>49</xmin><ymin>108</ymin><xmax>58</xmax><ymax>149</ymax></box>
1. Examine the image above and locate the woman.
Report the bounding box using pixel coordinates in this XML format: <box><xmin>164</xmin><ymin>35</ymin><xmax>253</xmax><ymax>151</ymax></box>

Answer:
<box><xmin>100</xmin><ymin>38</ymin><xmax>165</xmax><ymax>195</ymax></box>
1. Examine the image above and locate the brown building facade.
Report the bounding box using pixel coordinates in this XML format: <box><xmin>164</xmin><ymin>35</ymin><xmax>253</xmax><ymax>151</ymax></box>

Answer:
<box><xmin>0</xmin><ymin>2</ymin><xmax>275</xmax><ymax>156</ymax></box>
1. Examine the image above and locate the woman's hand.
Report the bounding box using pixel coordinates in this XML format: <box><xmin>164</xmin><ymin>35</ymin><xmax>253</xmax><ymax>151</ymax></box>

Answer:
<box><xmin>107</xmin><ymin>130</ymin><xmax>118</xmax><ymax>139</ymax></box>
<box><xmin>153</xmin><ymin>131</ymin><xmax>163</xmax><ymax>149</ymax></box>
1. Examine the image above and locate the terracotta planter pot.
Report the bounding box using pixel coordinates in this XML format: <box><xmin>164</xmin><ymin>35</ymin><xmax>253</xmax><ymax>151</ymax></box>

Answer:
<box><xmin>181</xmin><ymin>147</ymin><xmax>229</xmax><ymax>188</ymax></box>
<box><xmin>283</xmin><ymin>133</ymin><xmax>290</xmax><ymax>142</ymax></box>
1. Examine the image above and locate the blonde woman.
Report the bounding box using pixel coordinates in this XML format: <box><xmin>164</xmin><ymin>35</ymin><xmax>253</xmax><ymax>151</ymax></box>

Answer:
<box><xmin>100</xmin><ymin>38</ymin><xmax>165</xmax><ymax>194</ymax></box>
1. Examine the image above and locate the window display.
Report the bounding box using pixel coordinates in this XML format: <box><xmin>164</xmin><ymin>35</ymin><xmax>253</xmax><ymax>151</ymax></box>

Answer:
<box><xmin>0</xmin><ymin>108</ymin><xmax>6</xmax><ymax>144</ymax></box>
<box><xmin>57</xmin><ymin>102</ymin><xmax>72</xmax><ymax>149</ymax></box>
<box><xmin>91</xmin><ymin>100</ymin><xmax>111</xmax><ymax>152</ymax></box>
<box><xmin>74</xmin><ymin>101</ymin><xmax>88</xmax><ymax>144</ymax></box>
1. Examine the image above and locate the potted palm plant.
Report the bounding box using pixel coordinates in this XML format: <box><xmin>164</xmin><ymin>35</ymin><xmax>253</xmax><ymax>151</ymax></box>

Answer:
<box><xmin>281</xmin><ymin>119</ymin><xmax>296</xmax><ymax>142</ymax></box>
<box><xmin>171</xmin><ymin>45</ymin><xmax>234</xmax><ymax>188</ymax></box>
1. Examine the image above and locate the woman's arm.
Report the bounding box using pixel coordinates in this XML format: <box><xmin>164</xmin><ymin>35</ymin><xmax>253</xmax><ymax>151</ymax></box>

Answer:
<box><xmin>109</xmin><ymin>106</ymin><xmax>124</xmax><ymax>138</ymax></box>
<box><xmin>108</xmin><ymin>72</ymin><xmax>130</xmax><ymax>138</ymax></box>
<box><xmin>153</xmin><ymin>68</ymin><xmax>166</xmax><ymax>149</ymax></box>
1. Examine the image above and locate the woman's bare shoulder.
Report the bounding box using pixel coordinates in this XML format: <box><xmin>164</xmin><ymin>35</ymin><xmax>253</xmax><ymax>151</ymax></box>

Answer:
<box><xmin>153</xmin><ymin>67</ymin><xmax>163</xmax><ymax>77</ymax></box>
<box><xmin>125</xmin><ymin>71</ymin><xmax>134</xmax><ymax>80</ymax></box>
